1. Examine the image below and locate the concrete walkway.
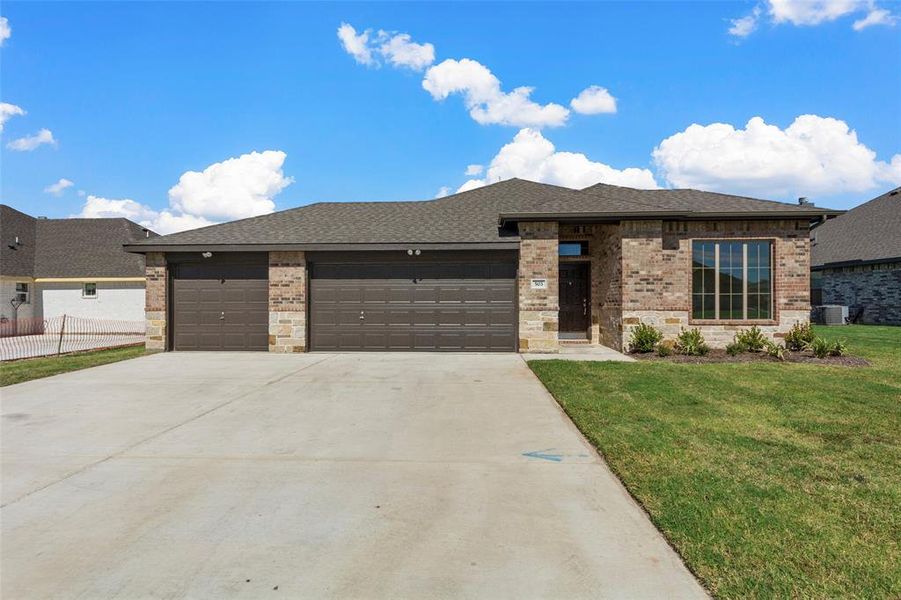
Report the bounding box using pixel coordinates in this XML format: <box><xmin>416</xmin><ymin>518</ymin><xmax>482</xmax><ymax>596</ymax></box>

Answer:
<box><xmin>1</xmin><ymin>352</ymin><xmax>704</xmax><ymax>599</ymax></box>
<box><xmin>524</xmin><ymin>344</ymin><xmax>636</xmax><ymax>363</ymax></box>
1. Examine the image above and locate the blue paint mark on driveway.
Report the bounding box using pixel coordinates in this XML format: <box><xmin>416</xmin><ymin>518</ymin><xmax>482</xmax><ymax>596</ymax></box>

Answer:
<box><xmin>522</xmin><ymin>448</ymin><xmax>564</xmax><ymax>462</ymax></box>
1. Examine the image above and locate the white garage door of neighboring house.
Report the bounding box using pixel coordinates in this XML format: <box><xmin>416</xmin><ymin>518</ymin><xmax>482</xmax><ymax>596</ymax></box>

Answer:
<box><xmin>39</xmin><ymin>282</ymin><xmax>146</xmax><ymax>321</ymax></box>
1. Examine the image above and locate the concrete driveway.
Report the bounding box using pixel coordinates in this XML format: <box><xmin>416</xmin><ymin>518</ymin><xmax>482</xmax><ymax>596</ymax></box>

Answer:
<box><xmin>1</xmin><ymin>352</ymin><xmax>705</xmax><ymax>599</ymax></box>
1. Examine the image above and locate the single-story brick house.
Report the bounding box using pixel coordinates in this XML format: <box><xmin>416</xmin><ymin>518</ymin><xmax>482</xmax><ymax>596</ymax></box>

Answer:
<box><xmin>125</xmin><ymin>178</ymin><xmax>840</xmax><ymax>353</ymax></box>
<box><xmin>810</xmin><ymin>186</ymin><xmax>900</xmax><ymax>325</ymax></box>
<box><xmin>1</xmin><ymin>204</ymin><xmax>157</xmax><ymax>326</ymax></box>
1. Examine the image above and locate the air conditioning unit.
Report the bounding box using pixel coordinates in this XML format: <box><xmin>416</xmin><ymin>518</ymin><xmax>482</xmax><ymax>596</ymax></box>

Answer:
<box><xmin>820</xmin><ymin>305</ymin><xmax>848</xmax><ymax>326</ymax></box>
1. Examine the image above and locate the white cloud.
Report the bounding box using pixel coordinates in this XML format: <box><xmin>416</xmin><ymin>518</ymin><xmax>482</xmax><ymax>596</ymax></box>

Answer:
<box><xmin>75</xmin><ymin>196</ymin><xmax>216</xmax><ymax>235</ymax></box>
<box><xmin>74</xmin><ymin>150</ymin><xmax>293</xmax><ymax>234</ymax></box>
<box><xmin>570</xmin><ymin>86</ymin><xmax>617</xmax><ymax>115</ymax></box>
<box><xmin>44</xmin><ymin>178</ymin><xmax>74</xmax><ymax>196</ymax></box>
<box><xmin>465</xmin><ymin>164</ymin><xmax>484</xmax><ymax>176</ymax></box>
<box><xmin>378</xmin><ymin>31</ymin><xmax>435</xmax><ymax>70</ymax></box>
<box><xmin>337</xmin><ymin>23</ymin><xmax>374</xmax><ymax>66</ymax></box>
<box><xmin>853</xmin><ymin>7</ymin><xmax>898</xmax><ymax>29</ymax></box>
<box><xmin>168</xmin><ymin>150</ymin><xmax>293</xmax><ymax>221</ymax></box>
<box><xmin>423</xmin><ymin>59</ymin><xmax>569</xmax><ymax>128</ymax></box>
<box><xmin>652</xmin><ymin>114</ymin><xmax>901</xmax><ymax>198</ymax></box>
<box><xmin>0</xmin><ymin>17</ymin><xmax>10</xmax><ymax>46</ymax></box>
<box><xmin>729</xmin><ymin>6</ymin><xmax>762</xmax><ymax>37</ymax></box>
<box><xmin>337</xmin><ymin>23</ymin><xmax>434</xmax><ymax>70</ymax></box>
<box><xmin>731</xmin><ymin>1</ymin><xmax>897</xmax><ymax>35</ymax></box>
<box><xmin>0</xmin><ymin>102</ymin><xmax>25</xmax><ymax>132</ymax></box>
<box><xmin>435</xmin><ymin>186</ymin><xmax>451</xmax><ymax>198</ymax></box>
<box><xmin>6</xmin><ymin>128</ymin><xmax>56</xmax><ymax>151</ymax></box>
<box><xmin>458</xmin><ymin>128</ymin><xmax>658</xmax><ymax>192</ymax></box>
<box><xmin>769</xmin><ymin>0</ymin><xmax>865</xmax><ymax>25</ymax></box>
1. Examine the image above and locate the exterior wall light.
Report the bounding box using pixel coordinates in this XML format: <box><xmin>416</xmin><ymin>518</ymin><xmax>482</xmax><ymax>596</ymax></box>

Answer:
<box><xmin>407</xmin><ymin>249</ymin><xmax>414</xmax><ymax>256</ymax></box>
<box><xmin>202</xmin><ymin>252</ymin><xmax>213</xmax><ymax>258</ymax></box>
<box><xmin>414</xmin><ymin>249</ymin><xmax>421</xmax><ymax>256</ymax></box>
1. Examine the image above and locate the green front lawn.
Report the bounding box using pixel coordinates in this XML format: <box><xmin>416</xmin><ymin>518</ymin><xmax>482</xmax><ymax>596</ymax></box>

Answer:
<box><xmin>1</xmin><ymin>345</ymin><xmax>147</xmax><ymax>387</ymax></box>
<box><xmin>529</xmin><ymin>325</ymin><xmax>900</xmax><ymax>599</ymax></box>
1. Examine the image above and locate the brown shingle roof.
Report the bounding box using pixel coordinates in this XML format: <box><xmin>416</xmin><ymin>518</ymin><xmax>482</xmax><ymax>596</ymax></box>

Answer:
<box><xmin>127</xmin><ymin>178</ymin><xmax>840</xmax><ymax>250</ymax></box>
<box><xmin>811</xmin><ymin>187</ymin><xmax>901</xmax><ymax>268</ymax></box>
<box><xmin>0</xmin><ymin>205</ymin><xmax>158</xmax><ymax>278</ymax></box>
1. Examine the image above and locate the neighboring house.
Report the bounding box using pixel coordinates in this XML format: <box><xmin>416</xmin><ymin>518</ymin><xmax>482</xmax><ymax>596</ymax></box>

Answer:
<box><xmin>810</xmin><ymin>187</ymin><xmax>901</xmax><ymax>325</ymax></box>
<box><xmin>125</xmin><ymin>178</ymin><xmax>839</xmax><ymax>353</ymax></box>
<box><xmin>0</xmin><ymin>205</ymin><xmax>158</xmax><ymax>325</ymax></box>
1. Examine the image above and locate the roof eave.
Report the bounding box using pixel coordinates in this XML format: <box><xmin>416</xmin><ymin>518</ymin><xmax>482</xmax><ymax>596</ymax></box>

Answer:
<box><xmin>124</xmin><ymin>241</ymin><xmax>521</xmax><ymax>254</ymax></box>
<box><xmin>498</xmin><ymin>209</ymin><xmax>844</xmax><ymax>226</ymax></box>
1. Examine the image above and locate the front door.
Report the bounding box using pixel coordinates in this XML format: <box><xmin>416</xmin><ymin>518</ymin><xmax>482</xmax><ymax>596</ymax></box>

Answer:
<box><xmin>559</xmin><ymin>263</ymin><xmax>590</xmax><ymax>335</ymax></box>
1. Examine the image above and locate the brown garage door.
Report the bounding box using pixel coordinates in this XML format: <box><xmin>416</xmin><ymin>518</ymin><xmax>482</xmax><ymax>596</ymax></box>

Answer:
<box><xmin>171</xmin><ymin>260</ymin><xmax>268</xmax><ymax>351</ymax></box>
<box><xmin>309</xmin><ymin>253</ymin><xmax>516</xmax><ymax>352</ymax></box>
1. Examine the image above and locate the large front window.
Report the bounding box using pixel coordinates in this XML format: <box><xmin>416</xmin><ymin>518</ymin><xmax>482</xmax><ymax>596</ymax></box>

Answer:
<box><xmin>692</xmin><ymin>240</ymin><xmax>772</xmax><ymax>320</ymax></box>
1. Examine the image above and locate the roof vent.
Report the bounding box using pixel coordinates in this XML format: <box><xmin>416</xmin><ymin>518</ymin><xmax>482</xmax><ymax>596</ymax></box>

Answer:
<box><xmin>142</xmin><ymin>228</ymin><xmax>150</xmax><ymax>238</ymax></box>
<box><xmin>37</xmin><ymin>216</ymin><xmax>48</xmax><ymax>219</ymax></box>
<box><xmin>798</xmin><ymin>197</ymin><xmax>812</xmax><ymax>206</ymax></box>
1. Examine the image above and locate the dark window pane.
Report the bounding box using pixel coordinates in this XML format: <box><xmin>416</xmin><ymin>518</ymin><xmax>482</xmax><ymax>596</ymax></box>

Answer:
<box><xmin>692</xmin><ymin>295</ymin><xmax>703</xmax><ymax>318</ymax></box>
<box><xmin>758</xmin><ymin>295</ymin><xmax>771</xmax><ymax>319</ymax></box>
<box><xmin>704</xmin><ymin>295</ymin><xmax>716</xmax><ymax>319</ymax></box>
<box><xmin>693</xmin><ymin>270</ymin><xmax>703</xmax><ymax>294</ymax></box>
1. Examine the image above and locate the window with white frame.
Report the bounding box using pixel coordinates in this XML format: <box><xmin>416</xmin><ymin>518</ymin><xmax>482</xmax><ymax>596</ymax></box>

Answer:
<box><xmin>15</xmin><ymin>282</ymin><xmax>29</xmax><ymax>304</ymax></box>
<box><xmin>692</xmin><ymin>240</ymin><xmax>773</xmax><ymax>320</ymax></box>
<box><xmin>82</xmin><ymin>282</ymin><xmax>97</xmax><ymax>298</ymax></box>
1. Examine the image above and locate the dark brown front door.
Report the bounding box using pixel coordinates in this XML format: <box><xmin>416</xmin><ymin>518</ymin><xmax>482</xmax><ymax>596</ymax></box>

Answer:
<box><xmin>559</xmin><ymin>263</ymin><xmax>590</xmax><ymax>334</ymax></box>
<box><xmin>309</xmin><ymin>252</ymin><xmax>516</xmax><ymax>351</ymax></box>
<box><xmin>171</xmin><ymin>261</ymin><xmax>268</xmax><ymax>351</ymax></box>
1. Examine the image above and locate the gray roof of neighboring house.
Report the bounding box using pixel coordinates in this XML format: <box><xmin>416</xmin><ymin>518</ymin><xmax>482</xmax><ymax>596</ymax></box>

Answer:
<box><xmin>126</xmin><ymin>178</ymin><xmax>841</xmax><ymax>251</ymax></box>
<box><xmin>1</xmin><ymin>205</ymin><xmax>38</xmax><ymax>277</ymax></box>
<box><xmin>811</xmin><ymin>187</ymin><xmax>901</xmax><ymax>268</ymax></box>
<box><xmin>0</xmin><ymin>205</ymin><xmax>158</xmax><ymax>278</ymax></box>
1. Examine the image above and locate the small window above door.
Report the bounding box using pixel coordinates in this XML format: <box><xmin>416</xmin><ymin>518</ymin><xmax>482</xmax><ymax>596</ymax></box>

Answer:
<box><xmin>559</xmin><ymin>241</ymin><xmax>589</xmax><ymax>257</ymax></box>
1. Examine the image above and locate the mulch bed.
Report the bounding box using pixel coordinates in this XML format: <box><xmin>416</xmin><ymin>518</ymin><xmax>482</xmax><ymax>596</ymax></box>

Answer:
<box><xmin>633</xmin><ymin>349</ymin><xmax>870</xmax><ymax>367</ymax></box>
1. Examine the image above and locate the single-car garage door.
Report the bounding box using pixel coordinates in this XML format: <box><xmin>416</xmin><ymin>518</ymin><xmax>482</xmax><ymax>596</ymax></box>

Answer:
<box><xmin>171</xmin><ymin>256</ymin><xmax>268</xmax><ymax>351</ymax></box>
<box><xmin>309</xmin><ymin>251</ymin><xmax>516</xmax><ymax>352</ymax></box>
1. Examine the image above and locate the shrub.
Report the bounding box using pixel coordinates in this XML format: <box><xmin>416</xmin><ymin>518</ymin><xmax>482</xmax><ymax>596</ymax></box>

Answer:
<box><xmin>806</xmin><ymin>336</ymin><xmax>831</xmax><ymax>359</ymax></box>
<box><xmin>735</xmin><ymin>325</ymin><xmax>767</xmax><ymax>352</ymax></box>
<box><xmin>785</xmin><ymin>322</ymin><xmax>816</xmax><ymax>351</ymax></box>
<box><xmin>764</xmin><ymin>340</ymin><xmax>787</xmax><ymax>361</ymax></box>
<box><xmin>629</xmin><ymin>323</ymin><xmax>663</xmax><ymax>353</ymax></box>
<box><xmin>675</xmin><ymin>328</ymin><xmax>710</xmax><ymax>356</ymax></box>
<box><xmin>656</xmin><ymin>339</ymin><xmax>675</xmax><ymax>357</ymax></box>
<box><xmin>726</xmin><ymin>341</ymin><xmax>747</xmax><ymax>356</ymax></box>
<box><xmin>830</xmin><ymin>340</ymin><xmax>848</xmax><ymax>357</ymax></box>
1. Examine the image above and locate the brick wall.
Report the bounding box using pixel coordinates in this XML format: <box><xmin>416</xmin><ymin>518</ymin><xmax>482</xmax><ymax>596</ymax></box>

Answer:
<box><xmin>619</xmin><ymin>219</ymin><xmax>811</xmax><ymax>349</ymax></box>
<box><xmin>268</xmin><ymin>251</ymin><xmax>307</xmax><ymax>352</ymax></box>
<box><xmin>518</xmin><ymin>221</ymin><xmax>559</xmax><ymax>352</ymax></box>
<box><xmin>144</xmin><ymin>252</ymin><xmax>167</xmax><ymax>351</ymax></box>
<box><xmin>821</xmin><ymin>263</ymin><xmax>901</xmax><ymax>325</ymax></box>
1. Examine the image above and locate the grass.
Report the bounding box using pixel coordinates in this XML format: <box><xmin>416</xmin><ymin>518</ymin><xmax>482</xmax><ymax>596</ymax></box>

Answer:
<box><xmin>1</xmin><ymin>344</ymin><xmax>147</xmax><ymax>387</ymax></box>
<box><xmin>529</xmin><ymin>325</ymin><xmax>900</xmax><ymax>599</ymax></box>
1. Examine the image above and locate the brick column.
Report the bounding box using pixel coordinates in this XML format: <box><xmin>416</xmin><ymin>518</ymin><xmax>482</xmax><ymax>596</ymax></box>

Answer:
<box><xmin>145</xmin><ymin>252</ymin><xmax>168</xmax><ymax>351</ymax></box>
<box><xmin>269</xmin><ymin>251</ymin><xmax>306</xmax><ymax>352</ymax></box>
<box><xmin>518</xmin><ymin>221</ymin><xmax>559</xmax><ymax>352</ymax></box>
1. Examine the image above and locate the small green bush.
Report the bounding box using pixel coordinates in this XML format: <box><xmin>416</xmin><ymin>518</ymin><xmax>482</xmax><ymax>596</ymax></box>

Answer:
<box><xmin>629</xmin><ymin>322</ymin><xmax>663</xmax><ymax>353</ymax></box>
<box><xmin>806</xmin><ymin>336</ymin><xmax>831</xmax><ymax>359</ymax></box>
<box><xmin>656</xmin><ymin>339</ymin><xmax>675</xmax><ymax>357</ymax></box>
<box><xmin>785</xmin><ymin>322</ymin><xmax>816</xmax><ymax>351</ymax></box>
<box><xmin>764</xmin><ymin>340</ymin><xmax>787</xmax><ymax>361</ymax></box>
<box><xmin>830</xmin><ymin>340</ymin><xmax>848</xmax><ymax>357</ymax></box>
<box><xmin>726</xmin><ymin>341</ymin><xmax>747</xmax><ymax>356</ymax></box>
<box><xmin>676</xmin><ymin>328</ymin><xmax>710</xmax><ymax>356</ymax></box>
<box><xmin>735</xmin><ymin>325</ymin><xmax>767</xmax><ymax>352</ymax></box>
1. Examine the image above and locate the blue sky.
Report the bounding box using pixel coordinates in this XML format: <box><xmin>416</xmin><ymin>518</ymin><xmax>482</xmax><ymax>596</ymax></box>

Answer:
<box><xmin>1</xmin><ymin>1</ymin><xmax>899</xmax><ymax>233</ymax></box>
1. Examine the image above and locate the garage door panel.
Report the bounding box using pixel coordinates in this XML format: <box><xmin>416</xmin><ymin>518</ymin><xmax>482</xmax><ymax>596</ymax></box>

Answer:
<box><xmin>310</xmin><ymin>256</ymin><xmax>515</xmax><ymax>352</ymax></box>
<box><xmin>172</xmin><ymin>258</ymin><xmax>268</xmax><ymax>351</ymax></box>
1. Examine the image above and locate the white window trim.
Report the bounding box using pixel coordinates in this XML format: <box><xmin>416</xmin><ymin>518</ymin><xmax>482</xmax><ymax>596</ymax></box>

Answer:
<box><xmin>15</xmin><ymin>282</ymin><xmax>30</xmax><ymax>305</ymax></box>
<box><xmin>82</xmin><ymin>282</ymin><xmax>98</xmax><ymax>299</ymax></box>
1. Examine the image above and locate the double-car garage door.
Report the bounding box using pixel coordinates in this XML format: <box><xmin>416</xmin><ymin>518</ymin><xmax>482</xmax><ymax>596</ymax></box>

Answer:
<box><xmin>170</xmin><ymin>251</ymin><xmax>516</xmax><ymax>352</ymax></box>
